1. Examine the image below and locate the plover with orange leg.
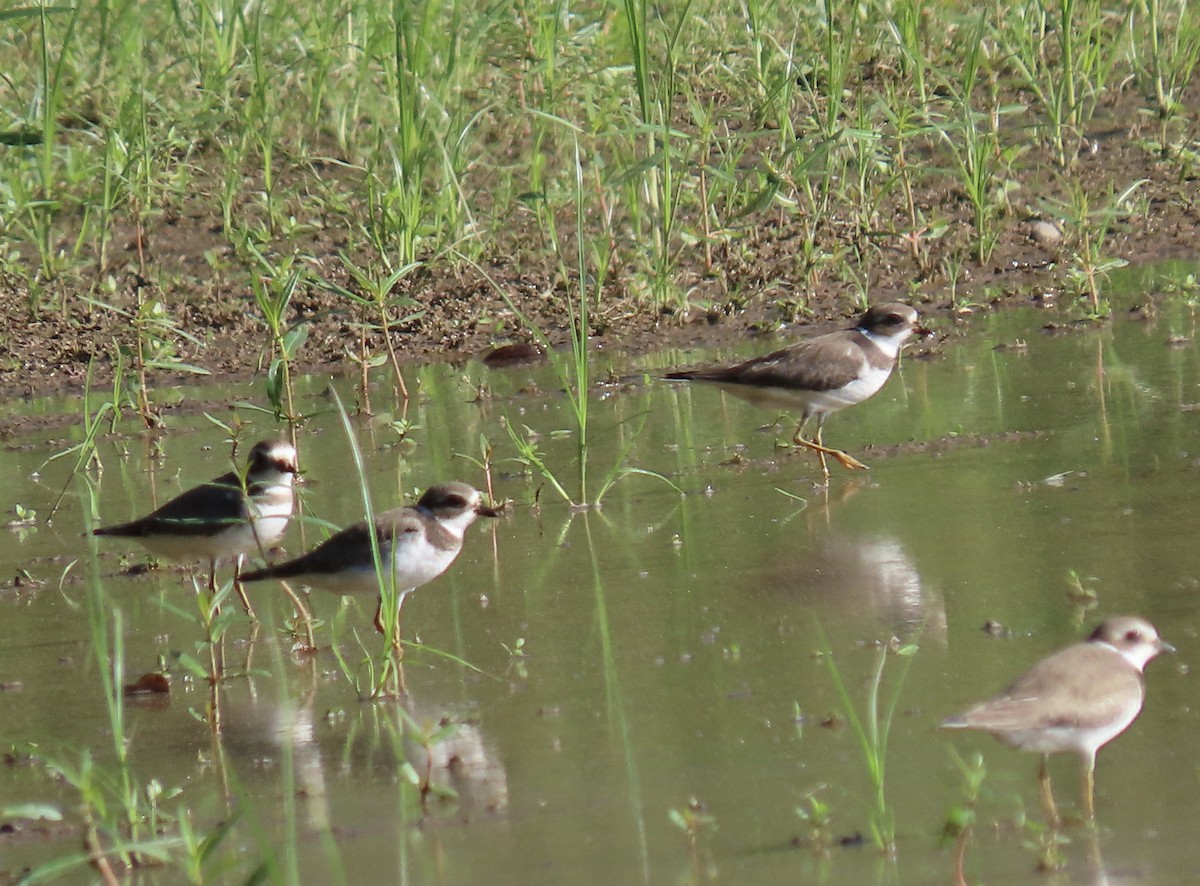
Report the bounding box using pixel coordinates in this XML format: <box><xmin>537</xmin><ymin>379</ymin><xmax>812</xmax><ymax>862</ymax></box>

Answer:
<box><xmin>662</xmin><ymin>303</ymin><xmax>929</xmax><ymax>482</ymax></box>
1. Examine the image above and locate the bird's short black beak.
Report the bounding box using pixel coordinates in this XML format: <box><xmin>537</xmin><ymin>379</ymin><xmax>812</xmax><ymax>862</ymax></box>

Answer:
<box><xmin>476</xmin><ymin>502</ymin><xmax>506</xmax><ymax>518</ymax></box>
<box><xmin>915</xmin><ymin>324</ymin><xmax>934</xmax><ymax>338</ymax></box>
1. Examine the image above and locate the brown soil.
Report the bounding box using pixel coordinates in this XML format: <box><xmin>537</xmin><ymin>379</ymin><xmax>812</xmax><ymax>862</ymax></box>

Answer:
<box><xmin>1</xmin><ymin>94</ymin><xmax>1197</xmax><ymax>432</ymax></box>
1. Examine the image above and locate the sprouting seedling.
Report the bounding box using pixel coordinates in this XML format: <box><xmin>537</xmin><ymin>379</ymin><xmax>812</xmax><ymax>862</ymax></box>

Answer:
<box><xmin>313</xmin><ymin>256</ymin><xmax>425</xmax><ymax>411</ymax></box>
<box><xmin>501</xmin><ymin>637</ymin><xmax>528</xmax><ymax>680</ymax></box>
<box><xmin>1023</xmin><ymin>820</ymin><xmax>1072</xmax><ymax>872</ymax></box>
<box><xmin>395</xmin><ymin>705</ymin><xmax>462</xmax><ymax>808</ymax></box>
<box><xmin>668</xmin><ymin>797</ymin><xmax>717</xmax><ymax>855</ymax></box>
<box><xmin>943</xmin><ymin>749</ymin><xmax>986</xmax><ymax>882</ymax></box>
<box><xmin>1065</xmin><ymin>569</ymin><xmax>1100</xmax><ymax>623</ymax></box>
<box><xmin>795</xmin><ymin>786</ymin><xmax>834</xmax><ymax>854</ymax></box>
<box><xmin>244</xmin><ymin>243</ymin><xmax>308</xmax><ymax>424</ymax></box>
<box><xmin>819</xmin><ymin>624</ymin><xmax>920</xmax><ymax>857</ymax></box>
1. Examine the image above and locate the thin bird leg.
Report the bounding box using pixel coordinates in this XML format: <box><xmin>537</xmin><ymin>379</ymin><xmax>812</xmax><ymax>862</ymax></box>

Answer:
<box><xmin>1081</xmin><ymin>753</ymin><xmax>1096</xmax><ymax>821</ymax></box>
<box><xmin>373</xmin><ymin>597</ymin><xmax>405</xmax><ymax>657</ymax></box>
<box><xmin>373</xmin><ymin>597</ymin><xmax>386</xmax><ymax>635</ymax></box>
<box><xmin>392</xmin><ymin>606</ymin><xmax>403</xmax><ymax>657</ymax></box>
<box><xmin>232</xmin><ymin>556</ymin><xmax>258</xmax><ymax>620</ymax></box>
<box><xmin>792</xmin><ymin>416</ymin><xmax>870</xmax><ymax>475</ymax></box>
<box><xmin>207</xmin><ymin>557</ymin><xmax>223</xmax><ymax>617</ymax></box>
<box><xmin>1038</xmin><ymin>755</ymin><xmax>1061</xmax><ymax>825</ymax></box>
<box><xmin>278</xmin><ymin>580</ymin><xmax>315</xmax><ymax>650</ymax></box>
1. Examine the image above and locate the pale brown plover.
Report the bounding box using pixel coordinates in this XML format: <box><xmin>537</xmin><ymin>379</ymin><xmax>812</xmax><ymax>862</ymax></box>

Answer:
<box><xmin>943</xmin><ymin>616</ymin><xmax>1172</xmax><ymax>822</ymax></box>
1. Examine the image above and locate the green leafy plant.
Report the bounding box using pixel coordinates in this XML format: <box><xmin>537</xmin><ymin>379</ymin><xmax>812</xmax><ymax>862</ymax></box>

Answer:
<box><xmin>314</xmin><ymin>256</ymin><xmax>426</xmax><ymax>411</ymax></box>
<box><xmin>1042</xmin><ymin>179</ymin><xmax>1146</xmax><ymax>315</ymax></box>
<box><xmin>820</xmin><ymin>629</ymin><xmax>919</xmax><ymax>856</ymax></box>
<box><xmin>246</xmin><ymin>245</ymin><xmax>308</xmax><ymax>424</ymax></box>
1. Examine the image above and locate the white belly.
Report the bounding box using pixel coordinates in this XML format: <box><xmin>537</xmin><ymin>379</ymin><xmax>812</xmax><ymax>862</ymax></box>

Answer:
<box><xmin>306</xmin><ymin>533</ymin><xmax>460</xmax><ymax>597</ymax></box>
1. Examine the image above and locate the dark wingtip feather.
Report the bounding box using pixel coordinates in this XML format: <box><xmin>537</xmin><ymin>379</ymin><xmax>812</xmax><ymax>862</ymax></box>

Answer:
<box><xmin>93</xmin><ymin>522</ymin><xmax>143</xmax><ymax>538</ymax></box>
<box><xmin>240</xmin><ymin>560</ymin><xmax>306</xmax><ymax>583</ymax></box>
<box><xmin>662</xmin><ymin>369</ymin><xmax>722</xmax><ymax>382</ymax></box>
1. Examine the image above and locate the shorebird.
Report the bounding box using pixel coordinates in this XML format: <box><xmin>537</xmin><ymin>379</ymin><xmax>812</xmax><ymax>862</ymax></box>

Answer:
<box><xmin>943</xmin><ymin>616</ymin><xmax>1172</xmax><ymax>822</ymax></box>
<box><xmin>93</xmin><ymin>439</ymin><xmax>299</xmax><ymax>616</ymax></box>
<box><xmin>240</xmin><ymin>482</ymin><xmax>501</xmax><ymax>646</ymax></box>
<box><xmin>662</xmin><ymin>302</ymin><xmax>928</xmax><ymax>481</ymax></box>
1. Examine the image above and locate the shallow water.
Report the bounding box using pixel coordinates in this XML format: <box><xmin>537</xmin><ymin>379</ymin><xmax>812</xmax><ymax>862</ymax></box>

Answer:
<box><xmin>4</xmin><ymin>290</ymin><xmax>1200</xmax><ymax>883</ymax></box>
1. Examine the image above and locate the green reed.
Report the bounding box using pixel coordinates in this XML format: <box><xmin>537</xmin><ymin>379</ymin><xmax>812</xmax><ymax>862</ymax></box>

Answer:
<box><xmin>326</xmin><ymin>389</ymin><xmax>407</xmax><ymax>698</ymax></box>
<box><xmin>819</xmin><ymin>628</ymin><xmax>919</xmax><ymax>857</ymax></box>
<box><xmin>1001</xmin><ymin>0</ymin><xmax>1125</xmax><ymax>167</ymax></box>
<box><xmin>1133</xmin><ymin>0</ymin><xmax>1200</xmax><ymax>155</ymax></box>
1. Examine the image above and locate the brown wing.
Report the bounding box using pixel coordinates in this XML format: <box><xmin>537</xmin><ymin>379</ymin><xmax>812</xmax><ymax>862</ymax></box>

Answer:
<box><xmin>950</xmin><ymin>645</ymin><xmax>1144</xmax><ymax>732</ymax></box>
<box><xmin>242</xmin><ymin>508</ymin><xmax>422</xmax><ymax>580</ymax></box>
<box><xmin>665</xmin><ymin>332</ymin><xmax>869</xmax><ymax>393</ymax></box>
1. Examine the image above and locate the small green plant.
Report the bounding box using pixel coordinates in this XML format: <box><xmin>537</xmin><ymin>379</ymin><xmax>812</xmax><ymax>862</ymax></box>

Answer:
<box><xmin>455</xmin><ymin>433</ymin><xmax>499</xmax><ymax>506</ymax></box>
<box><xmin>1023</xmin><ymin>820</ymin><xmax>1072</xmax><ymax>871</ymax></box>
<box><xmin>162</xmin><ymin>576</ymin><xmax>243</xmax><ymax>686</ymax></box>
<box><xmin>943</xmin><ymin>749</ymin><xmax>987</xmax><ymax>882</ymax></box>
<box><xmin>395</xmin><ymin>705</ymin><xmax>462</xmax><ymax>807</ymax></box>
<box><xmin>819</xmin><ymin>629</ymin><xmax>920</xmax><ymax>856</ymax></box>
<box><xmin>1042</xmin><ymin>180</ymin><xmax>1146</xmax><ymax>316</ymax></box>
<box><xmin>43</xmin><ymin>358</ymin><xmax>123</xmax><ymax>521</ymax></box>
<box><xmin>501</xmin><ymin>636</ymin><xmax>528</xmax><ymax>680</ymax></box>
<box><xmin>246</xmin><ymin>245</ymin><xmax>308</xmax><ymax>424</ymax></box>
<box><xmin>795</xmin><ymin>786</ymin><xmax>834</xmax><ymax>854</ymax></box>
<box><xmin>668</xmin><ymin>797</ymin><xmax>717</xmax><ymax>853</ymax></box>
<box><xmin>1002</xmin><ymin>0</ymin><xmax>1124</xmax><ymax>167</ymax></box>
<box><xmin>1134</xmin><ymin>0</ymin><xmax>1200</xmax><ymax>155</ymax></box>
<box><xmin>86</xmin><ymin>280</ymin><xmax>210</xmax><ymax>428</ymax></box>
<box><xmin>936</xmin><ymin>14</ymin><xmax>1007</xmax><ymax>265</ymax></box>
<box><xmin>617</xmin><ymin>0</ymin><xmax>694</xmax><ymax>310</ymax></box>
<box><xmin>1065</xmin><ymin>568</ymin><xmax>1100</xmax><ymax>623</ymax></box>
<box><xmin>314</xmin><ymin>256</ymin><xmax>426</xmax><ymax>411</ymax></box>
<box><xmin>356</xmin><ymin>0</ymin><xmax>476</xmax><ymax>268</ymax></box>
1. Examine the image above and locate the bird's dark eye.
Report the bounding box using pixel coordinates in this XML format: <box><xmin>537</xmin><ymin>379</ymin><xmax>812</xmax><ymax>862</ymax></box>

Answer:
<box><xmin>1124</xmin><ymin>630</ymin><xmax>1141</xmax><ymax>642</ymax></box>
<box><xmin>887</xmin><ymin>313</ymin><xmax>904</xmax><ymax>324</ymax></box>
<box><xmin>446</xmin><ymin>495</ymin><xmax>467</xmax><ymax>508</ymax></box>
